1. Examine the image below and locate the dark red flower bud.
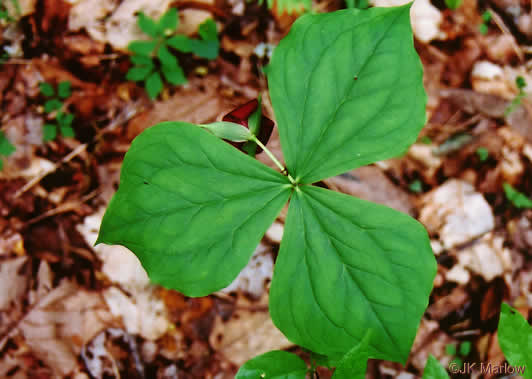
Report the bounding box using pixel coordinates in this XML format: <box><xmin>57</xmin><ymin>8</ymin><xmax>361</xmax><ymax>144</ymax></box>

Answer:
<box><xmin>222</xmin><ymin>99</ymin><xmax>274</xmax><ymax>154</ymax></box>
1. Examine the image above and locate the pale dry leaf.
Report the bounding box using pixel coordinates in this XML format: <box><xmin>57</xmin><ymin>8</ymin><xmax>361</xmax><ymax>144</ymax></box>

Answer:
<box><xmin>452</xmin><ymin>233</ymin><xmax>513</xmax><ymax>283</ymax></box>
<box><xmin>209</xmin><ymin>296</ymin><xmax>292</xmax><ymax>366</ymax></box>
<box><xmin>370</xmin><ymin>0</ymin><xmax>444</xmax><ymax>43</ymax></box>
<box><xmin>77</xmin><ymin>209</ymin><xmax>170</xmax><ymax>340</ymax></box>
<box><xmin>220</xmin><ymin>243</ymin><xmax>273</xmax><ymax>298</ymax></box>
<box><xmin>420</xmin><ymin>179</ymin><xmax>495</xmax><ymax>249</ymax></box>
<box><xmin>18</xmin><ymin>280</ymin><xmax>112</xmax><ymax>376</ymax></box>
<box><xmin>324</xmin><ymin>166</ymin><xmax>415</xmax><ymax>216</ymax></box>
<box><xmin>69</xmin><ymin>0</ymin><xmax>171</xmax><ymax>49</ymax></box>
<box><xmin>0</xmin><ymin>257</ymin><xmax>28</xmax><ymax>310</ymax></box>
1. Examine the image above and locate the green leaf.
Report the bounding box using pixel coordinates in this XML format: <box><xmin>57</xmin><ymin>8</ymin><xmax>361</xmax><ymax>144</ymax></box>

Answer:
<box><xmin>43</xmin><ymin>123</ymin><xmax>57</xmax><ymax>142</ymax></box>
<box><xmin>476</xmin><ymin>147</ymin><xmax>489</xmax><ymax>161</ymax></box>
<box><xmin>459</xmin><ymin>341</ymin><xmax>471</xmax><ymax>356</ymax></box>
<box><xmin>167</xmin><ymin>34</ymin><xmax>193</xmax><ymax>52</ymax></box>
<box><xmin>332</xmin><ymin>330</ymin><xmax>372</xmax><ymax>379</ymax></box>
<box><xmin>270</xmin><ymin>185</ymin><xmax>436</xmax><ymax>363</ymax></box>
<box><xmin>189</xmin><ymin>19</ymin><xmax>219</xmax><ymax>60</ymax></box>
<box><xmin>137</xmin><ymin>11</ymin><xmax>159</xmax><ymax>38</ymax></box>
<box><xmin>503</xmin><ymin>183</ymin><xmax>532</xmax><ymax>209</ymax></box>
<box><xmin>0</xmin><ymin>131</ymin><xmax>15</xmax><ymax>156</ymax></box>
<box><xmin>422</xmin><ymin>355</ymin><xmax>450</xmax><ymax>379</ymax></box>
<box><xmin>161</xmin><ymin>64</ymin><xmax>186</xmax><ymax>85</ymax></box>
<box><xmin>445</xmin><ymin>344</ymin><xmax>456</xmax><ymax>356</ymax></box>
<box><xmin>39</xmin><ymin>82</ymin><xmax>55</xmax><ymax>97</ymax></box>
<box><xmin>44</xmin><ymin>99</ymin><xmax>63</xmax><ymax>113</ymax></box>
<box><xmin>516</xmin><ymin>76</ymin><xmax>527</xmax><ymax>89</ymax></box>
<box><xmin>268</xmin><ymin>5</ymin><xmax>426</xmax><ymax>183</ymax></box>
<box><xmin>128</xmin><ymin>40</ymin><xmax>157</xmax><ymax>56</ymax></box>
<box><xmin>158</xmin><ymin>8</ymin><xmax>178</xmax><ymax>34</ymax></box>
<box><xmin>145</xmin><ymin>72</ymin><xmax>163</xmax><ymax>99</ymax></box>
<box><xmin>235</xmin><ymin>351</ymin><xmax>307</xmax><ymax>378</ymax></box>
<box><xmin>57</xmin><ymin>112</ymin><xmax>74</xmax><ymax>127</ymax></box>
<box><xmin>60</xmin><ymin>125</ymin><xmax>75</xmax><ymax>138</ymax></box>
<box><xmin>57</xmin><ymin>81</ymin><xmax>71</xmax><ymax>99</ymax></box>
<box><xmin>198</xmin><ymin>18</ymin><xmax>217</xmax><ymax>41</ymax></box>
<box><xmin>96</xmin><ymin>122</ymin><xmax>291</xmax><ymax>296</ymax></box>
<box><xmin>409</xmin><ymin>179</ymin><xmax>422</xmax><ymax>193</ymax></box>
<box><xmin>157</xmin><ymin>44</ymin><xmax>178</xmax><ymax>68</ymax></box>
<box><xmin>497</xmin><ymin>303</ymin><xmax>532</xmax><ymax>378</ymax></box>
<box><xmin>200</xmin><ymin>121</ymin><xmax>253</xmax><ymax>142</ymax></box>
<box><xmin>444</xmin><ymin>0</ymin><xmax>461</xmax><ymax>10</ymax></box>
<box><xmin>131</xmin><ymin>54</ymin><xmax>154</xmax><ymax>66</ymax></box>
<box><xmin>127</xmin><ymin>65</ymin><xmax>154</xmax><ymax>81</ymax></box>
<box><xmin>189</xmin><ymin>39</ymin><xmax>219</xmax><ymax>60</ymax></box>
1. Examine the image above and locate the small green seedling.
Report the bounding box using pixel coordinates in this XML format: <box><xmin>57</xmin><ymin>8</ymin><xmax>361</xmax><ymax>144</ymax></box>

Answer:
<box><xmin>0</xmin><ymin>0</ymin><xmax>20</xmax><ymax>23</ymax></box>
<box><xmin>98</xmin><ymin>5</ymin><xmax>436</xmax><ymax>377</ymax></box>
<box><xmin>445</xmin><ymin>341</ymin><xmax>471</xmax><ymax>368</ymax></box>
<box><xmin>409</xmin><ymin>179</ymin><xmax>423</xmax><ymax>193</ymax></box>
<box><xmin>475</xmin><ymin>147</ymin><xmax>489</xmax><ymax>161</ymax></box>
<box><xmin>505</xmin><ymin>76</ymin><xmax>527</xmax><ymax>116</ymax></box>
<box><xmin>127</xmin><ymin>8</ymin><xmax>219</xmax><ymax>99</ymax></box>
<box><xmin>444</xmin><ymin>0</ymin><xmax>461</xmax><ymax>10</ymax></box>
<box><xmin>423</xmin><ymin>355</ymin><xmax>450</xmax><ymax>379</ymax></box>
<box><xmin>345</xmin><ymin>0</ymin><xmax>369</xmax><ymax>10</ymax></box>
<box><xmin>0</xmin><ymin>130</ymin><xmax>15</xmax><ymax>170</ymax></box>
<box><xmin>479</xmin><ymin>10</ymin><xmax>491</xmax><ymax>35</ymax></box>
<box><xmin>497</xmin><ymin>303</ymin><xmax>532</xmax><ymax>378</ymax></box>
<box><xmin>258</xmin><ymin>0</ymin><xmax>312</xmax><ymax>14</ymax></box>
<box><xmin>39</xmin><ymin>81</ymin><xmax>75</xmax><ymax>141</ymax></box>
<box><xmin>503</xmin><ymin>183</ymin><xmax>532</xmax><ymax>209</ymax></box>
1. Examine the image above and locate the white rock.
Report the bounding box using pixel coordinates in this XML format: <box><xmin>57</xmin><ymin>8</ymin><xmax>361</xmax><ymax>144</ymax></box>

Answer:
<box><xmin>370</xmin><ymin>0</ymin><xmax>444</xmax><ymax>43</ymax></box>
<box><xmin>472</xmin><ymin>61</ymin><xmax>504</xmax><ymax>80</ymax></box>
<box><xmin>420</xmin><ymin>180</ymin><xmax>495</xmax><ymax>249</ymax></box>
<box><xmin>221</xmin><ymin>243</ymin><xmax>273</xmax><ymax>298</ymax></box>
<box><xmin>446</xmin><ymin>265</ymin><xmax>470</xmax><ymax>285</ymax></box>
<box><xmin>456</xmin><ymin>234</ymin><xmax>513</xmax><ymax>282</ymax></box>
<box><xmin>77</xmin><ymin>209</ymin><xmax>169</xmax><ymax>340</ymax></box>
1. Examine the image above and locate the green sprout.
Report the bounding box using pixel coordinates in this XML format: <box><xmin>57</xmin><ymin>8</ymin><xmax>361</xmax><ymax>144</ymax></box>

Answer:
<box><xmin>445</xmin><ymin>341</ymin><xmax>471</xmax><ymax>368</ymax></box>
<box><xmin>39</xmin><ymin>81</ymin><xmax>75</xmax><ymax>141</ymax></box>
<box><xmin>0</xmin><ymin>0</ymin><xmax>20</xmax><ymax>23</ymax></box>
<box><xmin>0</xmin><ymin>130</ymin><xmax>15</xmax><ymax>170</ymax></box>
<box><xmin>420</xmin><ymin>135</ymin><xmax>432</xmax><ymax>144</ymax></box>
<box><xmin>127</xmin><ymin>8</ymin><xmax>219</xmax><ymax>100</ymax></box>
<box><xmin>475</xmin><ymin>147</ymin><xmax>489</xmax><ymax>161</ymax></box>
<box><xmin>503</xmin><ymin>183</ymin><xmax>532</xmax><ymax>209</ymax></box>
<box><xmin>479</xmin><ymin>11</ymin><xmax>491</xmax><ymax>35</ymax></box>
<box><xmin>445</xmin><ymin>0</ymin><xmax>461</xmax><ymax>10</ymax></box>
<box><xmin>409</xmin><ymin>179</ymin><xmax>423</xmax><ymax>193</ymax></box>
<box><xmin>505</xmin><ymin>76</ymin><xmax>527</xmax><ymax>116</ymax></box>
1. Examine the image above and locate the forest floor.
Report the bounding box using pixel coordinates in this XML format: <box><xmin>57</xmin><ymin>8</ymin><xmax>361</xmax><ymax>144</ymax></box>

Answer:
<box><xmin>0</xmin><ymin>0</ymin><xmax>531</xmax><ymax>378</ymax></box>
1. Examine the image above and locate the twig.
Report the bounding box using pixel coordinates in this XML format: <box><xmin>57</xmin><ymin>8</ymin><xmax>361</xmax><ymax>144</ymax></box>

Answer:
<box><xmin>21</xmin><ymin>190</ymin><xmax>98</xmax><ymax>227</ymax></box>
<box><xmin>12</xmin><ymin>101</ymin><xmax>143</xmax><ymax>199</ymax></box>
<box><xmin>488</xmin><ymin>7</ymin><xmax>524</xmax><ymax>62</ymax></box>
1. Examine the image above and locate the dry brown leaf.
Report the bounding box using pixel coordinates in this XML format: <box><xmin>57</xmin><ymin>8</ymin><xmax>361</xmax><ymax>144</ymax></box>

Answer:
<box><xmin>69</xmin><ymin>0</ymin><xmax>171</xmax><ymax>49</ymax></box>
<box><xmin>0</xmin><ymin>257</ymin><xmax>28</xmax><ymax>310</ymax></box>
<box><xmin>209</xmin><ymin>295</ymin><xmax>292</xmax><ymax>366</ymax></box>
<box><xmin>324</xmin><ymin>166</ymin><xmax>415</xmax><ymax>216</ymax></box>
<box><xmin>420</xmin><ymin>179</ymin><xmax>495</xmax><ymax>249</ymax></box>
<box><xmin>17</xmin><ymin>280</ymin><xmax>112</xmax><ymax>376</ymax></box>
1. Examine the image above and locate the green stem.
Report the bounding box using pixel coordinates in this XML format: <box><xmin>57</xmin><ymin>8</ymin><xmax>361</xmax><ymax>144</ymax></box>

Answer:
<box><xmin>251</xmin><ymin>136</ymin><xmax>296</xmax><ymax>185</ymax></box>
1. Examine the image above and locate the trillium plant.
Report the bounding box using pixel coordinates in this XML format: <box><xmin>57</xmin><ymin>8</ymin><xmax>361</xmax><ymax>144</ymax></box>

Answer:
<box><xmin>98</xmin><ymin>4</ymin><xmax>437</xmax><ymax>377</ymax></box>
